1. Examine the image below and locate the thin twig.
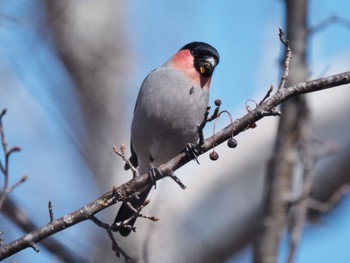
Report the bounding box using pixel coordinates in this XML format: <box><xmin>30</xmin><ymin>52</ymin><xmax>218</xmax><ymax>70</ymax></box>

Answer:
<box><xmin>259</xmin><ymin>85</ymin><xmax>274</xmax><ymax>105</ymax></box>
<box><xmin>29</xmin><ymin>242</ymin><xmax>40</xmax><ymax>253</ymax></box>
<box><xmin>7</xmin><ymin>175</ymin><xmax>27</xmax><ymax>194</ymax></box>
<box><xmin>0</xmin><ymin>109</ymin><xmax>23</xmax><ymax>210</ymax></box>
<box><xmin>287</xmin><ymin>119</ymin><xmax>314</xmax><ymax>263</ymax></box>
<box><xmin>312</xmin><ymin>139</ymin><xmax>339</xmax><ymax>161</ymax></box>
<box><xmin>113</xmin><ymin>145</ymin><xmax>138</xmax><ymax>176</ymax></box>
<box><xmin>278</xmin><ymin>28</ymin><xmax>292</xmax><ymax>91</ymax></box>
<box><xmin>309</xmin><ymin>15</ymin><xmax>350</xmax><ymax>35</ymax></box>
<box><xmin>125</xmin><ymin>200</ymin><xmax>159</xmax><ymax>222</ymax></box>
<box><xmin>198</xmin><ymin>100</ymin><xmax>221</xmax><ymax>144</ymax></box>
<box><xmin>0</xmin><ymin>231</ymin><xmax>4</xmax><ymax>247</ymax></box>
<box><xmin>169</xmin><ymin>171</ymin><xmax>187</xmax><ymax>190</ymax></box>
<box><xmin>308</xmin><ymin>184</ymin><xmax>349</xmax><ymax>214</ymax></box>
<box><xmin>0</xmin><ymin>109</ymin><xmax>9</xmax><ymax>209</ymax></box>
<box><xmin>48</xmin><ymin>201</ymin><xmax>55</xmax><ymax>223</ymax></box>
<box><xmin>197</xmin><ymin>106</ymin><xmax>211</xmax><ymax>145</ymax></box>
<box><xmin>90</xmin><ymin>216</ymin><xmax>135</xmax><ymax>262</ymax></box>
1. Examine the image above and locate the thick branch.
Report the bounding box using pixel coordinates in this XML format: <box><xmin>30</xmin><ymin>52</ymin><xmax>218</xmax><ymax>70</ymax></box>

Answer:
<box><xmin>0</xmin><ymin>71</ymin><xmax>349</xmax><ymax>260</ymax></box>
<box><xmin>254</xmin><ymin>3</ymin><xmax>309</xmax><ymax>262</ymax></box>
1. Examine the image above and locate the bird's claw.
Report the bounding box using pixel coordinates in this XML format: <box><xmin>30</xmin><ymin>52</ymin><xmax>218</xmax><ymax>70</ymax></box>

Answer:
<box><xmin>148</xmin><ymin>167</ymin><xmax>162</xmax><ymax>189</ymax></box>
<box><xmin>111</xmin><ymin>220</ymin><xmax>137</xmax><ymax>233</ymax></box>
<box><xmin>185</xmin><ymin>143</ymin><xmax>200</xmax><ymax>164</ymax></box>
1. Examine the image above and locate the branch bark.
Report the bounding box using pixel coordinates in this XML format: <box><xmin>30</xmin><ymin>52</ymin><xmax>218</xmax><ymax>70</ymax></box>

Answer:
<box><xmin>1</xmin><ymin>198</ymin><xmax>85</xmax><ymax>263</ymax></box>
<box><xmin>0</xmin><ymin>71</ymin><xmax>350</xmax><ymax>260</ymax></box>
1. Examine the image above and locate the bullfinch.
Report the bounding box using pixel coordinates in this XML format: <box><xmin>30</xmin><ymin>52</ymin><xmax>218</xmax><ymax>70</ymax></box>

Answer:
<box><xmin>114</xmin><ymin>42</ymin><xmax>220</xmax><ymax>236</ymax></box>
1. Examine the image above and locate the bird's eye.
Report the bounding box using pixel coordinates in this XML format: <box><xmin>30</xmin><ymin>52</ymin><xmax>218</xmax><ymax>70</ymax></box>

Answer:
<box><xmin>191</xmin><ymin>50</ymin><xmax>198</xmax><ymax>57</ymax></box>
<box><xmin>200</xmin><ymin>66</ymin><xmax>206</xmax><ymax>74</ymax></box>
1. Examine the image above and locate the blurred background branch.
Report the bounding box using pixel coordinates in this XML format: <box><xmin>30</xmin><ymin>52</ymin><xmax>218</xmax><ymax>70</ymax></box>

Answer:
<box><xmin>43</xmin><ymin>0</ymin><xmax>130</xmax><ymax>190</ymax></box>
<box><xmin>253</xmin><ymin>0</ymin><xmax>309</xmax><ymax>262</ymax></box>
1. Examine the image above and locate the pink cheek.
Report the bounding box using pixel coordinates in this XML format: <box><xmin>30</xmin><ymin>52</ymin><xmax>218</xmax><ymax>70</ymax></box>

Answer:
<box><xmin>171</xmin><ymin>50</ymin><xmax>212</xmax><ymax>88</ymax></box>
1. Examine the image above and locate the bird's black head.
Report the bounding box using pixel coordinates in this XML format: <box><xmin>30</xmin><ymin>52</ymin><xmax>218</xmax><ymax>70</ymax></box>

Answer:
<box><xmin>181</xmin><ymin>42</ymin><xmax>220</xmax><ymax>77</ymax></box>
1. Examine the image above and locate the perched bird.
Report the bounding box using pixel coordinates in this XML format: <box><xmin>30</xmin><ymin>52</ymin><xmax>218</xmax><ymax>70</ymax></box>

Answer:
<box><xmin>114</xmin><ymin>42</ymin><xmax>220</xmax><ymax>236</ymax></box>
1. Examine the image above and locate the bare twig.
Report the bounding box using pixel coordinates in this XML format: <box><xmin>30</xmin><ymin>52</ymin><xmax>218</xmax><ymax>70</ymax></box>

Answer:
<box><xmin>169</xmin><ymin>171</ymin><xmax>187</xmax><ymax>190</ymax></box>
<box><xmin>90</xmin><ymin>216</ymin><xmax>134</xmax><ymax>262</ymax></box>
<box><xmin>0</xmin><ymin>231</ymin><xmax>4</xmax><ymax>247</ymax></box>
<box><xmin>309</xmin><ymin>15</ymin><xmax>350</xmax><ymax>34</ymax></box>
<box><xmin>286</xmin><ymin>136</ymin><xmax>340</xmax><ymax>263</ymax></box>
<box><xmin>0</xmin><ymin>109</ymin><xmax>9</xmax><ymax>209</ymax></box>
<box><xmin>6</xmin><ymin>176</ymin><xmax>27</xmax><ymax>195</ymax></box>
<box><xmin>112</xmin><ymin>200</ymin><xmax>159</xmax><ymax>233</ymax></box>
<box><xmin>48</xmin><ymin>201</ymin><xmax>55</xmax><ymax>223</ymax></box>
<box><xmin>29</xmin><ymin>242</ymin><xmax>40</xmax><ymax>253</ymax></box>
<box><xmin>287</xmin><ymin>116</ymin><xmax>314</xmax><ymax>263</ymax></box>
<box><xmin>308</xmin><ymin>184</ymin><xmax>349</xmax><ymax>214</ymax></box>
<box><xmin>113</xmin><ymin>144</ymin><xmax>138</xmax><ymax>176</ymax></box>
<box><xmin>312</xmin><ymin>139</ymin><xmax>339</xmax><ymax>161</ymax></box>
<box><xmin>197</xmin><ymin>106</ymin><xmax>211</xmax><ymax>145</ymax></box>
<box><xmin>0</xmin><ymin>109</ymin><xmax>24</xmax><ymax>210</ymax></box>
<box><xmin>198</xmin><ymin>100</ymin><xmax>221</xmax><ymax>144</ymax></box>
<box><xmin>0</xmin><ymin>70</ymin><xmax>350</xmax><ymax>260</ymax></box>
<box><xmin>278</xmin><ymin>28</ymin><xmax>292</xmax><ymax>91</ymax></box>
<box><xmin>259</xmin><ymin>85</ymin><xmax>274</xmax><ymax>105</ymax></box>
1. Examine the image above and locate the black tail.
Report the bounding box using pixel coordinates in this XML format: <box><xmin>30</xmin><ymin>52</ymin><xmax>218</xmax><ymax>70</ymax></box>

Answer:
<box><xmin>113</xmin><ymin>186</ymin><xmax>152</xmax><ymax>236</ymax></box>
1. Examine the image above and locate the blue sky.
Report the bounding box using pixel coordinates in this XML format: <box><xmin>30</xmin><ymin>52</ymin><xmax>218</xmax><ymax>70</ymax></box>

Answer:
<box><xmin>1</xmin><ymin>0</ymin><xmax>350</xmax><ymax>262</ymax></box>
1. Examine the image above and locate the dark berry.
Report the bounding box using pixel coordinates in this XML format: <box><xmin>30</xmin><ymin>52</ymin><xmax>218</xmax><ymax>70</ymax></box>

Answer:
<box><xmin>209</xmin><ymin>151</ymin><xmax>219</xmax><ymax>161</ymax></box>
<box><xmin>227</xmin><ymin>138</ymin><xmax>238</xmax><ymax>148</ymax></box>
<box><xmin>214</xmin><ymin>99</ymin><xmax>222</xmax><ymax>107</ymax></box>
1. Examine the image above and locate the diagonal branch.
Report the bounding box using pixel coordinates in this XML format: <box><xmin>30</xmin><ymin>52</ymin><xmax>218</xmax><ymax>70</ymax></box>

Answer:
<box><xmin>0</xmin><ymin>71</ymin><xmax>350</xmax><ymax>260</ymax></box>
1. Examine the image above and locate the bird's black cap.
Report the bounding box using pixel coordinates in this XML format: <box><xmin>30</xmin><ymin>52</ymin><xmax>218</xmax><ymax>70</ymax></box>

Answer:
<box><xmin>180</xmin><ymin>41</ymin><xmax>220</xmax><ymax>65</ymax></box>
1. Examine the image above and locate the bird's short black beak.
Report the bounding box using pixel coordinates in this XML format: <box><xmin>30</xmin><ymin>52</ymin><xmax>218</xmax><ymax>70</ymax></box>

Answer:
<box><xmin>197</xmin><ymin>56</ymin><xmax>217</xmax><ymax>76</ymax></box>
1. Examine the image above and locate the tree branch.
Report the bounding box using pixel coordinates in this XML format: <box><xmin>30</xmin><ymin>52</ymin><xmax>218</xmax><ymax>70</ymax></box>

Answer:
<box><xmin>0</xmin><ymin>71</ymin><xmax>349</xmax><ymax>260</ymax></box>
<box><xmin>1</xmin><ymin>197</ymin><xmax>86</xmax><ymax>262</ymax></box>
<box><xmin>309</xmin><ymin>14</ymin><xmax>350</xmax><ymax>35</ymax></box>
<box><xmin>0</xmin><ymin>108</ymin><xmax>24</xmax><ymax>210</ymax></box>
<box><xmin>253</xmin><ymin>3</ymin><xmax>310</xmax><ymax>262</ymax></box>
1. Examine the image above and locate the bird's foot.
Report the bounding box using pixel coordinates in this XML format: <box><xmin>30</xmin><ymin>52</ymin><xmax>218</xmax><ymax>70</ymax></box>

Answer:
<box><xmin>111</xmin><ymin>219</ymin><xmax>137</xmax><ymax>233</ymax></box>
<box><xmin>148</xmin><ymin>167</ymin><xmax>162</xmax><ymax>189</ymax></box>
<box><xmin>110</xmin><ymin>201</ymin><xmax>140</xmax><ymax>232</ymax></box>
<box><xmin>185</xmin><ymin>143</ymin><xmax>200</xmax><ymax>164</ymax></box>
